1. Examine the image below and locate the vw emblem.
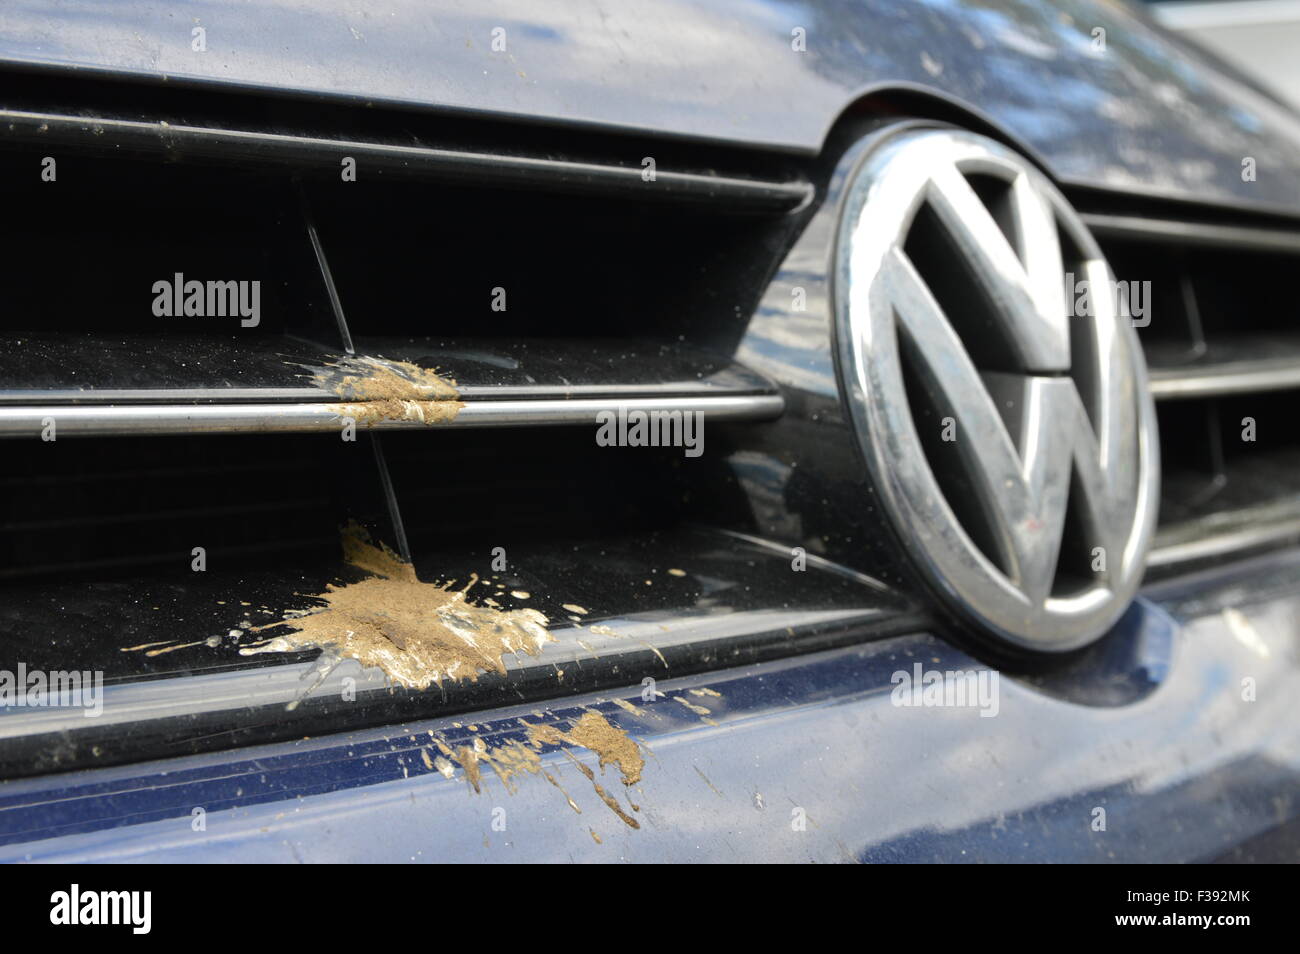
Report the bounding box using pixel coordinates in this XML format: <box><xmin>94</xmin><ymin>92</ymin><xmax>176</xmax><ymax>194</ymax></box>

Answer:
<box><xmin>835</xmin><ymin>127</ymin><xmax>1160</xmax><ymax>652</ymax></box>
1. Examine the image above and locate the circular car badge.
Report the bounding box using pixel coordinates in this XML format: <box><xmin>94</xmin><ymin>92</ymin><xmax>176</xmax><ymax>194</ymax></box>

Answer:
<box><xmin>835</xmin><ymin>127</ymin><xmax>1159</xmax><ymax>652</ymax></box>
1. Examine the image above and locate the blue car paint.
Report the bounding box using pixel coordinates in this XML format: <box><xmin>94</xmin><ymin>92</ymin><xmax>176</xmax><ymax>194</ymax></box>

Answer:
<box><xmin>4</xmin><ymin>552</ymin><xmax>1297</xmax><ymax>862</ymax></box>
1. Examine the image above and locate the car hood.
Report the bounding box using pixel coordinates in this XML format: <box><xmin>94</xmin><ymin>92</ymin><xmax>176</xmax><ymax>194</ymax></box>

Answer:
<box><xmin>2</xmin><ymin>0</ymin><xmax>1300</xmax><ymax>214</ymax></box>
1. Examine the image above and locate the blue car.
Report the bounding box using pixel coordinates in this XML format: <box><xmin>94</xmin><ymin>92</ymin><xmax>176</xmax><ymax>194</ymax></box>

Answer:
<box><xmin>0</xmin><ymin>0</ymin><xmax>1298</xmax><ymax>867</ymax></box>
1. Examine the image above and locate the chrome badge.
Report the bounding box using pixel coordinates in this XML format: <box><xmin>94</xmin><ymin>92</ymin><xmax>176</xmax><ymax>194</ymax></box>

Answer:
<box><xmin>835</xmin><ymin>127</ymin><xmax>1159</xmax><ymax>652</ymax></box>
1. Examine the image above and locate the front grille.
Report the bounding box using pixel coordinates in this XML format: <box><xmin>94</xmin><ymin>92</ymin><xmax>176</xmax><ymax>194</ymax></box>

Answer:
<box><xmin>8</xmin><ymin>73</ymin><xmax>1298</xmax><ymax>779</ymax></box>
<box><xmin>1085</xmin><ymin>210</ymin><xmax>1300</xmax><ymax>571</ymax></box>
<box><xmin>0</xmin><ymin>72</ymin><xmax>925</xmax><ymax>779</ymax></box>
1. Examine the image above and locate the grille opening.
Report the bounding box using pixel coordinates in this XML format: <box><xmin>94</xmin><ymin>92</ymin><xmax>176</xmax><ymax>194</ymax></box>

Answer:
<box><xmin>1106</xmin><ymin>238</ymin><xmax>1300</xmax><ymax>364</ymax></box>
<box><xmin>301</xmin><ymin>177</ymin><xmax>785</xmax><ymax>345</ymax></box>
<box><xmin>0</xmin><ymin>134</ymin><xmax>797</xmax><ymax>381</ymax></box>
<box><xmin>1177</xmin><ymin>247</ymin><xmax>1295</xmax><ymax>339</ymax></box>
<box><xmin>0</xmin><ymin>128</ymin><xmax>798</xmax><ymax>399</ymax></box>
<box><xmin>382</xmin><ymin>426</ymin><xmax>702</xmax><ymax>558</ymax></box>
<box><xmin>1153</xmin><ymin>396</ymin><xmax>1220</xmax><ymax>496</ymax></box>
<box><xmin>1086</xmin><ymin>214</ymin><xmax>1300</xmax><ymax>569</ymax></box>
<box><xmin>1094</xmin><ymin>239</ymin><xmax>1195</xmax><ymax>353</ymax></box>
<box><xmin>0</xmin><ymin>433</ymin><xmax>372</xmax><ymax>584</ymax></box>
<box><xmin>0</xmin><ymin>150</ymin><xmax>320</xmax><ymax>341</ymax></box>
<box><xmin>0</xmin><ymin>428</ymin><xmax>709</xmax><ymax>586</ymax></box>
<box><xmin>1157</xmin><ymin>392</ymin><xmax>1300</xmax><ymax>525</ymax></box>
<box><xmin>0</xmin><ymin>433</ymin><xmax>392</xmax><ymax>687</ymax></box>
<box><xmin>0</xmin><ymin>425</ymin><xmax>727</xmax><ymax>680</ymax></box>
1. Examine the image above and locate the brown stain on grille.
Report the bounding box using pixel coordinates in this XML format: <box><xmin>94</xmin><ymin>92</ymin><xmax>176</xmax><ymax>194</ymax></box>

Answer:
<box><xmin>239</xmin><ymin>522</ymin><xmax>552</xmax><ymax>689</ymax></box>
<box><xmin>309</xmin><ymin>355</ymin><xmax>465</xmax><ymax>426</ymax></box>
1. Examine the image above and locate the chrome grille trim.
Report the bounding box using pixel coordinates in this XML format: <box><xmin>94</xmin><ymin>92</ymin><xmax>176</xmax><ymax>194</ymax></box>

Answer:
<box><xmin>0</xmin><ymin>394</ymin><xmax>784</xmax><ymax>437</ymax></box>
<box><xmin>1149</xmin><ymin>360</ymin><xmax>1300</xmax><ymax>399</ymax></box>
<box><xmin>1149</xmin><ymin>500</ymin><xmax>1300</xmax><ymax>569</ymax></box>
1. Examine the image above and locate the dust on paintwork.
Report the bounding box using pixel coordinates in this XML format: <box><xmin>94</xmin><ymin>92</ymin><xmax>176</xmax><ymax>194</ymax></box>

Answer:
<box><xmin>694</xmin><ymin>765</ymin><xmax>724</xmax><ymax>798</ymax></box>
<box><xmin>237</xmin><ymin>521</ymin><xmax>553</xmax><ymax>689</ymax></box>
<box><xmin>309</xmin><ymin>354</ymin><xmax>465</xmax><ymax>426</ymax></box>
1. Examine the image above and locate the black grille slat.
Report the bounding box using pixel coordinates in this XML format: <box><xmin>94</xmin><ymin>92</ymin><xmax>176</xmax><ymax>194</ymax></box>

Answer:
<box><xmin>1088</xmin><ymin>212</ymin><xmax>1300</xmax><ymax>570</ymax></box>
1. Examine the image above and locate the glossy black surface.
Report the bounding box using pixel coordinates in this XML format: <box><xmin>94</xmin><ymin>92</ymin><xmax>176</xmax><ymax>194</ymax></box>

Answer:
<box><xmin>0</xmin><ymin>334</ymin><xmax>337</xmax><ymax>402</ymax></box>
<box><xmin>0</xmin><ymin>335</ymin><xmax>777</xmax><ymax>403</ymax></box>
<box><xmin>0</xmin><ymin>99</ymin><xmax>809</xmax><ymax>210</ymax></box>
<box><xmin>721</xmin><ymin>121</ymin><xmax>922</xmax><ymax>596</ymax></box>
<box><xmin>0</xmin><ymin>132</ymin><xmax>800</xmax><ymax>370</ymax></box>
<box><xmin>3</xmin><ymin>0</ymin><xmax>1300</xmax><ymax>216</ymax></box>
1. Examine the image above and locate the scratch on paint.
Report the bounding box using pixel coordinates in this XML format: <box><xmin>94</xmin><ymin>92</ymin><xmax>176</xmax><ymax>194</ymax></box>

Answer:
<box><xmin>694</xmin><ymin>765</ymin><xmax>724</xmax><ymax>798</ymax></box>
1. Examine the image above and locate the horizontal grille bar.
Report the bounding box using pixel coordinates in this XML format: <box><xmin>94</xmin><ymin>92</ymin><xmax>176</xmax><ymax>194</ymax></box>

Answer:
<box><xmin>1082</xmin><ymin>213</ymin><xmax>1300</xmax><ymax>254</ymax></box>
<box><xmin>1149</xmin><ymin>360</ymin><xmax>1300</xmax><ymax>400</ymax></box>
<box><xmin>0</xmin><ymin>394</ymin><xmax>784</xmax><ymax>437</ymax></box>
<box><xmin>1</xmin><ymin>107</ymin><xmax>812</xmax><ymax>210</ymax></box>
<box><xmin>1149</xmin><ymin>498</ymin><xmax>1300</xmax><ymax>570</ymax></box>
<box><xmin>1146</xmin><ymin>333</ymin><xmax>1300</xmax><ymax>399</ymax></box>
